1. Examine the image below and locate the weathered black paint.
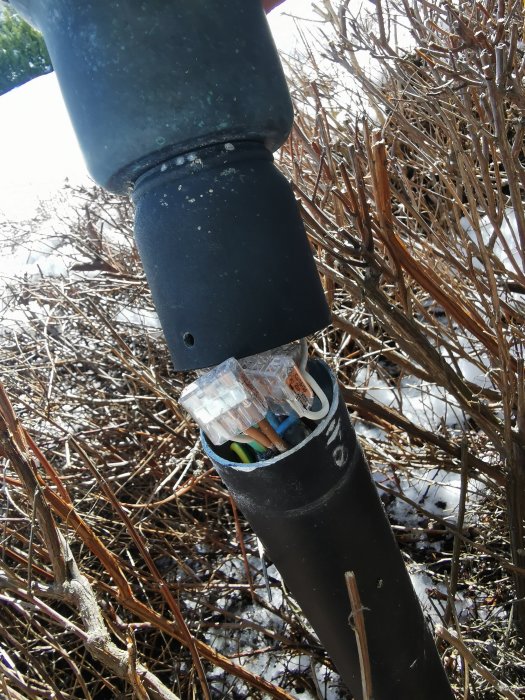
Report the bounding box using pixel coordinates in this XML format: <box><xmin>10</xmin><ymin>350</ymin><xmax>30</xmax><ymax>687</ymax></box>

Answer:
<box><xmin>204</xmin><ymin>361</ymin><xmax>454</xmax><ymax>700</ymax></box>
<box><xmin>12</xmin><ymin>0</ymin><xmax>294</xmax><ymax>192</ymax></box>
<box><xmin>133</xmin><ymin>141</ymin><xmax>330</xmax><ymax>369</ymax></box>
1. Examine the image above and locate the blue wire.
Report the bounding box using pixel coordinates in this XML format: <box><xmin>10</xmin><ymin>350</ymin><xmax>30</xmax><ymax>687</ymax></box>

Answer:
<box><xmin>265</xmin><ymin>411</ymin><xmax>280</xmax><ymax>431</ymax></box>
<box><xmin>276</xmin><ymin>411</ymin><xmax>300</xmax><ymax>436</ymax></box>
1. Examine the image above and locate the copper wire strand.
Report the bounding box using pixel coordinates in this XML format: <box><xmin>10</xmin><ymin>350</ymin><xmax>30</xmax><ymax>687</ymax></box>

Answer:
<box><xmin>259</xmin><ymin>419</ymin><xmax>288</xmax><ymax>453</ymax></box>
<box><xmin>244</xmin><ymin>426</ymin><xmax>273</xmax><ymax>450</ymax></box>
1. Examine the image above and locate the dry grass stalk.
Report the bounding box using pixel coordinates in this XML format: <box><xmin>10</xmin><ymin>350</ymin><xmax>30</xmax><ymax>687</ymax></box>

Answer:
<box><xmin>436</xmin><ymin>625</ymin><xmax>520</xmax><ymax>700</ymax></box>
<box><xmin>345</xmin><ymin>571</ymin><xmax>373</xmax><ymax>700</ymax></box>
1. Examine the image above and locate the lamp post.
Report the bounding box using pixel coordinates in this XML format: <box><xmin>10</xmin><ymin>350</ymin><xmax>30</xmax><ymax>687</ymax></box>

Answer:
<box><xmin>9</xmin><ymin>1</ymin><xmax>454</xmax><ymax>697</ymax></box>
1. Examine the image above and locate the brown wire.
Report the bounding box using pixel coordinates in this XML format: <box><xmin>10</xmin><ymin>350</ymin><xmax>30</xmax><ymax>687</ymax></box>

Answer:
<box><xmin>258</xmin><ymin>419</ymin><xmax>288</xmax><ymax>453</ymax></box>
<box><xmin>244</xmin><ymin>426</ymin><xmax>273</xmax><ymax>450</ymax></box>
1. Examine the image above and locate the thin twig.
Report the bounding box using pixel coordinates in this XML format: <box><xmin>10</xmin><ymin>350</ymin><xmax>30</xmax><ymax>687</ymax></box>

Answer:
<box><xmin>345</xmin><ymin>571</ymin><xmax>373</xmax><ymax>700</ymax></box>
<box><xmin>436</xmin><ymin>625</ymin><xmax>519</xmax><ymax>700</ymax></box>
<box><xmin>444</xmin><ymin>438</ymin><xmax>469</xmax><ymax>626</ymax></box>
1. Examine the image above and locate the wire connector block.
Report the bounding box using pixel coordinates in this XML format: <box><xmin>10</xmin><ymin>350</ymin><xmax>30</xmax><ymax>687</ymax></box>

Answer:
<box><xmin>241</xmin><ymin>353</ymin><xmax>314</xmax><ymax>417</ymax></box>
<box><xmin>180</xmin><ymin>358</ymin><xmax>267</xmax><ymax>445</ymax></box>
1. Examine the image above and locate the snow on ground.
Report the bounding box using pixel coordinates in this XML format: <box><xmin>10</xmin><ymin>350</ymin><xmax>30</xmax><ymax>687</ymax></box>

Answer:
<box><xmin>354</xmin><ymin>367</ymin><xmax>466</xmax><ymax>431</ymax></box>
<box><xmin>267</xmin><ymin>0</ymin><xmax>321</xmax><ymax>59</ymax></box>
<box><xmin>461</xmin><ymin>208</ymin><xmax>525</xmax><ymax>330</ymax></box>
<box><xmin>204</xmin><ymin>557</ymin><xmax>346</xmax><ymax>699</ymax></box>
<box><xmin>0</xmin><ymin>73</ymin><xmax>91</xmax><ymax>332</ymax></box>
<box><xmin>114</xmin><ymin>305</ymin><xmax>162</xmax><ymax>331</ymax></box>
<box><xmin>0</xmin><ymin>73</ymin><xmax>160</xmax><ymax>334</ymax></box>
<box><xmin>409</xmin><ymin>566</ymin><xmax>474</xmax><ymax>626</ymax></box>
<box><xmin>461</xmin><ymin>208</ymin><xmax>523</xmax><ymax>278</ymax></box>
<box><xmin>381</xmin><ymin>466</ymin><xmax>484</xmax><ymax>529</ymax></box>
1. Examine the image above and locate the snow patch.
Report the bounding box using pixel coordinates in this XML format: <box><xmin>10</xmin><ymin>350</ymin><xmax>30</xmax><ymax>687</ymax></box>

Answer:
<box><xmin>409</xmin><ymin>565</ymin><xmax>474</xmax><ymax>626</ymax></box>
<box><xmin>114</xmin><ymin>306</ymin><xmax>161</xmax><ymax>332</ymax></box>
<box><xmin>354</xmin><ymin>368</ymin><xmax>465</xmax><ymax>431</ymax></box>
<box><xmin>0</xmin><ymin>73</ymin><xmax>89</xmax><ymax>222</ymax></box>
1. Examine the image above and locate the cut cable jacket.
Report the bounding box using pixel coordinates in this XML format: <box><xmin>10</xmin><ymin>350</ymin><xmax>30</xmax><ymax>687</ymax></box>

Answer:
<box><xmin>297</xmin><ymin>338</ymin><xmax>329</xmax><ymax>421</ymax></box>
<box><xmin>300</xmin><ymin>369</ymin><xmax>330</xmax><ymax>421</ymax></box>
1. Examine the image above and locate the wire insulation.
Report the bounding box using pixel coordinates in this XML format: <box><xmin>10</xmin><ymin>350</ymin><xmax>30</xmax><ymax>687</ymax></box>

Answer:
<box><xmin>230</xmin><ymin>442</ymin><xmax>252</xmax><ymax>464</ymax></box>
<box><xmin>299</xmin><ymin>369</ymin><xmax>330</xmax><ymax>421</ymax></box>
<box><xmin>245</xmin><ymin>426</ymin><xmax>273</xmax><ymax>450</ymax></box>
<box><xmin>259</xmin><ymin>418</ymin><xmax>288</xmax><ymax>452</ymax></box>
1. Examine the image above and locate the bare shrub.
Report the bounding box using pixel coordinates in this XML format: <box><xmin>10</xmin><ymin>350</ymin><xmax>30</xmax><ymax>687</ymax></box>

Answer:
<box><xmin>276</xmin><ymin>0</ymin><xmax>525</xmax><ymax>694</ymax></box>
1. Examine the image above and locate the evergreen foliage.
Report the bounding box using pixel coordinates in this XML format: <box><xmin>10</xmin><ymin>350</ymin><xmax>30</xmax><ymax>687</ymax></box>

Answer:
<box><xmin>0</xmin><ymin>7</ymin><xmax>52</xmax><ymax>95</ymax></box>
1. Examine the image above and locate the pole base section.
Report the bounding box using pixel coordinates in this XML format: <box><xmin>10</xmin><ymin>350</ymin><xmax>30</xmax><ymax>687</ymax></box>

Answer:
<box><xmin>204</xmin><ymin>360</ymin><xmax>454</xmax><ymax>700</ymax></box>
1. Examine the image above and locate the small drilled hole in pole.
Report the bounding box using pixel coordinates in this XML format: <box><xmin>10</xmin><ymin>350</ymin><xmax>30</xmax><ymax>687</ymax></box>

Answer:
<box><xmin>183</xmin><ymin>332</ymin><xmax>195</xmax><ymax>348</ymax></box>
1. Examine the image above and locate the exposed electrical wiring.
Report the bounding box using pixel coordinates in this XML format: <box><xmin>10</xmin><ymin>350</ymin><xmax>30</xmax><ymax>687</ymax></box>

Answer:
<box><xmin>244</xmin><ymin>426</ymin><xmax>273</xmax><ymax>450</ymax></box>
<box><xmin>258</xmin><ymin>418</ymin><xmax>288</xmax><ymax>453</ymax></box>
<box><xmin>230</xmin><ymin>442</ymin><xmax>252</xmax><ymax>464</ymax></box>
<box><xmin>179</xmin><ymin>338</ymin><xmax>329</xmax><ymax>464</ymax></box>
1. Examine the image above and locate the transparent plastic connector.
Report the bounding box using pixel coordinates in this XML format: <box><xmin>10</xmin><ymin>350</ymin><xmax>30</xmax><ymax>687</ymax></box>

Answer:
<box><xmin>273</xmin><ymin>340</ymin><xmax>303</xmax><ymax>365</ymax></box>
<box><xmin>179</xmin><ymin>358</ymin><xmax>267</xmax><ymax>445</ymax></box>
<box><xmin>241</xmin><ymin>353</ymin><xmax>314</xmax><ymax>417</ymax></box>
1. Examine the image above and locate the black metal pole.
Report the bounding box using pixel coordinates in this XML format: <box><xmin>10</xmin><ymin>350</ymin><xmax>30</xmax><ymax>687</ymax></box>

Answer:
<box><xmin>10</xmin><ymin>2</ymin><xmax>455</xmax><ymax>696</ymax></box>
<box><xmin>204</xmin><ymin>361</ymin><xmax>454</xmax><ymax>700</ymax></box>
<box><xmin>10</xmin><ymin>0</ymin><xmax>330</xmax><ymax>370</ymax></box>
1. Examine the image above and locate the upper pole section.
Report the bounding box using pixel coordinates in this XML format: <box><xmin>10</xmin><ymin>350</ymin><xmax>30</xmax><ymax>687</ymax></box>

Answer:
<box><xmin>9</xmin><ymin>0</ymin><xmax>331</xmax><ymax>368</ymax></box>
<box><xmin>10</xmin><ymin>0</ymin><xmax>294</xmax><ymax>193</ymax></box>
